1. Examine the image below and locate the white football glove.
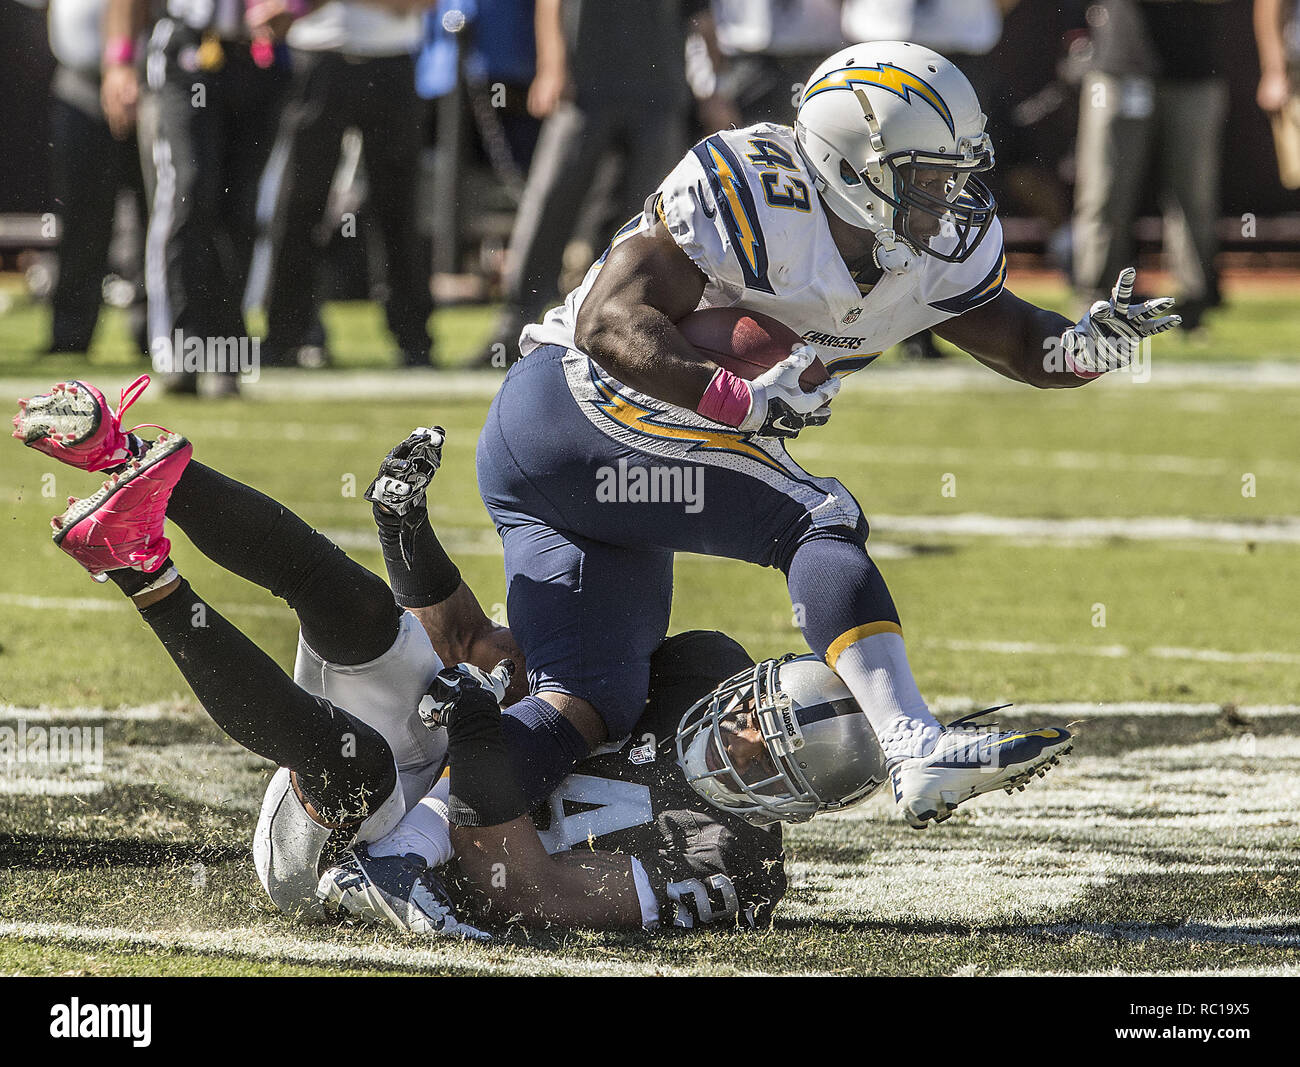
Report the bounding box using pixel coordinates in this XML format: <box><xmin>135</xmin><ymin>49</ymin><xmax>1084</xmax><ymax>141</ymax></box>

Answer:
<box><xmin>740</xmin><ymin>345</ymin><xmax>841</xmax><ymax>438</ymax></box>
<box><xmin>1061</xmin><ymin>267</ymin><xmax>1180</xmax><ymax>377</ymax></box>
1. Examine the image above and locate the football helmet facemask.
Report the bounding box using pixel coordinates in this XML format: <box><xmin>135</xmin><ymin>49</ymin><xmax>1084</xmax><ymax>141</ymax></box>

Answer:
<box><xmin>794</xmin><ymin>41</ymin><xmax>996</xmax><ymax>265</ymax></box>
<box><xmin>676</xmin><ymin>654</ymin><xmax>887</xmax><ymax>826</ymax></box>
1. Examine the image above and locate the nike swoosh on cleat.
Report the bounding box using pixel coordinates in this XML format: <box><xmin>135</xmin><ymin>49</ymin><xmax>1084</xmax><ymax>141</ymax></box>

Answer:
<box><xmin>991</xmin><ymin>728</ymin><xmax>1067</xmax><ymax>747</ymax></box>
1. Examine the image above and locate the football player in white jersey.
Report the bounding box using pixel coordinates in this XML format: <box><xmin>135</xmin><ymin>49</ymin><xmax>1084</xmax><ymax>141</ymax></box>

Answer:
<box><xmin>474</xmin><ymin>42</ymin><xmax>1143</xmax><ymax>833</ymax></box>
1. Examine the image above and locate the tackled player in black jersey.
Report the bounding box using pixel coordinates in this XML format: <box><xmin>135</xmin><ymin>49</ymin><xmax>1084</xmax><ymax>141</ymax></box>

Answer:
<box><xmin>518</xmin><ymin>629</ymin><xmax>789</xmax><ymax>930</ymax></box>
<box><xmin>13</xmin><ymin>384</ymin><xmax>1065</xmax><ymax>939</ymax></box>
<box><xmin>315</xmin><ymin>428</ymin><xmax>1067</xmax><ymax>937</ymax></box>
<box><xmin>321</xmin><ymin>628</ymin><xmax>796</xmax><ymax>933</ymax></box>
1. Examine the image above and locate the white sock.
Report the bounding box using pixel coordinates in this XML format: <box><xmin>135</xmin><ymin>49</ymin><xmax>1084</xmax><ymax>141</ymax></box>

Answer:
<box><xmin>831</xmin><ymin>631</ymin><xmax>941</xmax><ymax>763</ymax></box>
<box><xmin>367</xmin><ymin>776</ymin><xmax>453</xmax><ymax>867</ymax></box>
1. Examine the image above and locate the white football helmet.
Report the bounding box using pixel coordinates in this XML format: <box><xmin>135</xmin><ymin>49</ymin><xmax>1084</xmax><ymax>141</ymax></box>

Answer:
<box><xmin>676</xmin><ymin>654</ymin><xmax>887</xmax><ymax>825</ymax></box>
<box><xmin>794</xmin><ymin>41</ymin><xmax>996</xmax><ymax>266</ymax></box>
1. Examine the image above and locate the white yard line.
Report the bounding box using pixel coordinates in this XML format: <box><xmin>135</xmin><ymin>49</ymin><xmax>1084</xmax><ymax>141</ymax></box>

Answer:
<box><xmin>936</xmin><ymin>700</ymin><xmax>1300</xmax><ymax>719</ymax></box>
<box><xmin>10</xmin><ymin>360</ymin><xmax>1300</xmax><ymax>402</ymax></box>
<box><xmin>0</xmin><ymin>703</ymin><xmax>193</xmax><ymax>722</ymax></box>
<box><xmin>936</xmin><ymin>638</ymin><xmax>1300</xmax><ymax>667</ymax></box>
<box><xmin>0</xmin><ymin>921</ymin><xmax>787</xmax><ymax>976</ymax></box>
<box><xmin>4</xmin><ymin>700</ymin><xmax>1296</xmax><ymax>723</ymax></box>
<box><xmin>1025</xmin><ymin>919</ymin><xmax>1300</xmax><ymax>948</ymax></box>
<box><xmin>998</xmin><ymin>965</ymin><xmax>1300</xmax><ymax>977</ymax></box>
<box><xmin>793</xmin><ymin>442</ymin><xmax>1300</xmax><ymax>482</ymax></box>
<box><xmin>728</xmin><ymin>627</ymin><xmax>1300</xmax><ymax>672</ymax></box>
<box><xmin>868</xmin><ymin>513</ymin><xmax>1300</xmax><ymax>545</ymax></box>
<box><xmin>10</xmin><ymin>583</ymin><xmax>1297</xmax><ymax>673</ymax></box>
<box><xmin>0</xmin><ymin>592</ymin><xmax>286</xmax><ymax>618</ymax></box>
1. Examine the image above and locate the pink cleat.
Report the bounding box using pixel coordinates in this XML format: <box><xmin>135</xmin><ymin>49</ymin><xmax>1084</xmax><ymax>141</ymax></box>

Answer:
<box><xmin>13</xmin><ymin>375</ymin><xmax>161</xmax><ymax>472</ymax></box>
<box><xmin>52</xmin><ymin>432</ymin><xmax>192</xmax><ymax>579</ymax></box>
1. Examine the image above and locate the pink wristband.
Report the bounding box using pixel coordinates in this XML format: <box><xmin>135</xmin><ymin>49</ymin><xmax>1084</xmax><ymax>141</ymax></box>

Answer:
<box><xmin>104</xmin><ymin>37</ymin><xmax>136</xmax><ymax>66</ymax></box>
<box><xmin>697</xmin><ymin>367</ymin><xmax>753</xmax><ymax>427</ymax></box>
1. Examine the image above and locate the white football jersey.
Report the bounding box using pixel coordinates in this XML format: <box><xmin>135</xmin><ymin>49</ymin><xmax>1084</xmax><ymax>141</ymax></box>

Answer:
<box><xmin>521</xmin><ymin>122</ymin><xmax>1006</xmax><ymax>415</ymax></box>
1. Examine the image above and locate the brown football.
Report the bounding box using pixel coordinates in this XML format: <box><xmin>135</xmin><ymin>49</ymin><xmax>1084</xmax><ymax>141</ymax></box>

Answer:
<box><xmin>677</xmin><ymin>307</ymin><xmax>829</xmax><ymax>388</ymax></box>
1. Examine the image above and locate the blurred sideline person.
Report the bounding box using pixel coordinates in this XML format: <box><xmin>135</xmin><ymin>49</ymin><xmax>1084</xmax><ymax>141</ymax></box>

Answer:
<box><xmin>841</xmin><ymin>0</ymin><xmax>1015</xmax><ymax>107</ymax></box>
<box><xmin>711</xmin><ymin>0</ymin><xmax>844</xmax><ymax>126</ymax></box>
<box><xmin>1072</xmin><ymin>0</ymin><xmax>1231</xmax><ymax>330</ymax></box>
<box><xmin>417</xmin><ymin>0</ymin><xmax>543</xmax><ymax>281</ymax></box>
<box><xmin>1255</xmin><ymin>0</ymin><xmax>1300</xmax><ymax>188</ymax></box>
<box><xmin>842</xmin><ymin>0</ymin><xmax>1018</xmax><ymax>360</ymax></box>
<box><xmin>478</xmin><ymin>0</ymin><xmax>729</xmax><ymax>366</ymax></box>
<box><xmin>47</xmin><ymin>0</ymin><xmax>149</xmax><ymax>357</ymax></box>
<box><xmin>106</xmin><ymin>0</ymin><xmax>290</xmax><ymax>396</ymax></box>
<box><xmin>253</xmin><ymin>0</ymin><xmax>436</xmax><ymax>369</ymax></box>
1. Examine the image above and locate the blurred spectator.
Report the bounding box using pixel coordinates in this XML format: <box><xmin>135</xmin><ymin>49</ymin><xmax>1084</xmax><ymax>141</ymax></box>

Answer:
<box><xmin>478</xmin><ymin>0</ymin><xmax>725</xmax><ymax>366</ymax></box>
<box><xmin>842</xmin><ymin>0</ymin><xmax>1015</xmax><ymax>123</ymax></box>
<box><xmin>1073</xmin><ymin>0</ymin><xmax>1231</xmax><ymax>331</ymax></box>
<box><xmin>107</xmin><ymin>0</ymin><xmax>291</xmax><ymax>395</ymax></box>
<box><xmin>254</xmin><ymin>1</ymin><xmax>434</xmax><ymax>368</ymax></box>
<box><xmin>419</xmin><ymin>0</ymin><xmax>539</xmax><ymax>290</ymax></box>
<box><xmin>711</xmin><ymin>0</ymin><xmax>843</xmax><ymax>126</ymax></box>
<box><xmin>842</xmin><ymin>0</ymin><xmax>1018</xmax><ymax>360</ymax></box>
<box><xmin>47</xmin><ymin>0</ymin><xmax>148</xmax><ymax>355</ymax></box>
<box><xmin>1255</xmin><ymin>0</ymin><xmax>1300</xmax><ymax>188</ymax></box>
<box><xmin>989</xmin><ymin>3</ymin><xmax>1089</xmax><ymax>278</ymax></box>
<box><xmin>419</xmin><ymin>0</ymin><xmax>539</xmax><ymax>169</ymax></box>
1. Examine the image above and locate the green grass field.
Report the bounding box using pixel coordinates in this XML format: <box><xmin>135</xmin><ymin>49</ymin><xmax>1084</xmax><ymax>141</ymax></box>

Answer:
<box><xmin>1</xmin><ymin>279</ymin><xmax>1298</xmax><ymax>975</ymax></box>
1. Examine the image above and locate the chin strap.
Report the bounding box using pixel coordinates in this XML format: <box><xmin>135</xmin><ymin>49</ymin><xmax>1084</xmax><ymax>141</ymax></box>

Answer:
<box><xmin>872</xmin><ymin>230</ymin><xmax>918</xmax><ymax>275</ymax></box>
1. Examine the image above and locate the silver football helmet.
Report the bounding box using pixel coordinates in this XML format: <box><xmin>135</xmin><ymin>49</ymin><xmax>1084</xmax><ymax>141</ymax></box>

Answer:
<box><xmin>676</xmin><ymin>654</ymin><xmax>887</xmax><ymax>826</ymax></box>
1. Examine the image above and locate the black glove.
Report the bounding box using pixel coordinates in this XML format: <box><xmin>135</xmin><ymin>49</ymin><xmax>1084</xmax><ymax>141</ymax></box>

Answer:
<box><xmin>757</xmin><ymin>396</ymin><xmax>832</xmax><ymax>439</ymax></box>
<box><xmin>739</xmin><ymin>345</ymin><xmax>839</xmax><ymax>440</ymax></box>
<box><xmin>366</xmin><ymin>427</ymin><xmax>445</xmax><ymax>564</ymax></box>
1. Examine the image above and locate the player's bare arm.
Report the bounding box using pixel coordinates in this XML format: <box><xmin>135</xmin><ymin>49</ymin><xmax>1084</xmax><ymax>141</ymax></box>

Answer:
<box><xmin>938</xmin><ymin>268</ymin><xmax>1180</xmax><ymax>387</ymax></box>
<box><xmin>424</xmin><ymin>663</ymin><xmax>645</xmax><ymax>928</ymax></box>
<box><xmin>101</xmin><ymin>0</ymin><xmax>148</xmax><ymax>139</ymax></box>
<box><xmin>575</xmin><ymin>220</ymin><xmax>840</xmax><ymax>435</ymax></box>
<box><xmin>574</xmin><ymin>220</ymin><xmax>713</xmax><ymax>410</ymax></box>
<box><xmin>451</xmin><ymin>817</ymin><xmax>644</xmax><ymax>929</ymax></box>
<box><xmin>365</xmin><ymin>427</ymin><xmax>528</xmax><ymax>705</ymax></box>
<box><xmin>933</xmin><ymin>288</ymin><xmax>1079</xmax><ymax>388</ymax></box>
<box><xmin>406</xmin><ymin>583</ymin><xmax>528</xmax><ymax>706</ymax></box>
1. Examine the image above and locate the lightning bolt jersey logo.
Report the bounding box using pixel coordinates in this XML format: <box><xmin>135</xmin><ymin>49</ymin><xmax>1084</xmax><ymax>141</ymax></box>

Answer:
<box><xmin>691</xmin><ymin>135</ymin><xmax>774</xmax><ymax>294</ymax></box>
<box><xmin>589</xmin><ymin>375</ymin><xmax>787</xmax><ymax>473</ymax></box>
<box><xmin>801</xmin><ymin>63</ymin><xmax>954</xmax><ymax>135</ymax></box>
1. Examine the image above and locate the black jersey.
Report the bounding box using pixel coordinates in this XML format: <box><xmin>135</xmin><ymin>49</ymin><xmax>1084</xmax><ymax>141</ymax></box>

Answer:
<box><xmin>530</xmin><ymin>631</ymin><xmax>788</xmax><ymax>930</ymax></box>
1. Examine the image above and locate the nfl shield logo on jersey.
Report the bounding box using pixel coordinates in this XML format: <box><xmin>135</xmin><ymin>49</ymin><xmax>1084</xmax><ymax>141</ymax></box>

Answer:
<box><xmin>629</xmin><ymin>740</ymin><xmax>656</xmax><ymax>765</ymax></box>
<box><xmin>842</xmin><ymin>307</ymin><xmax>863</xmax><ymax>325</ymax></box>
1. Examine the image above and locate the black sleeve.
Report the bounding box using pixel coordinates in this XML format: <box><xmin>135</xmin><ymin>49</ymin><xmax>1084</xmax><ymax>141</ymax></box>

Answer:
<box><xmin>445</xmin><ymin>689</ymin><xmax>529</xmax><ymax>828</ymax></box>
<box><xmin>640</xmin><ymin>816</ymin><xmax>787</xmax><ymax>931</ymax></box>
